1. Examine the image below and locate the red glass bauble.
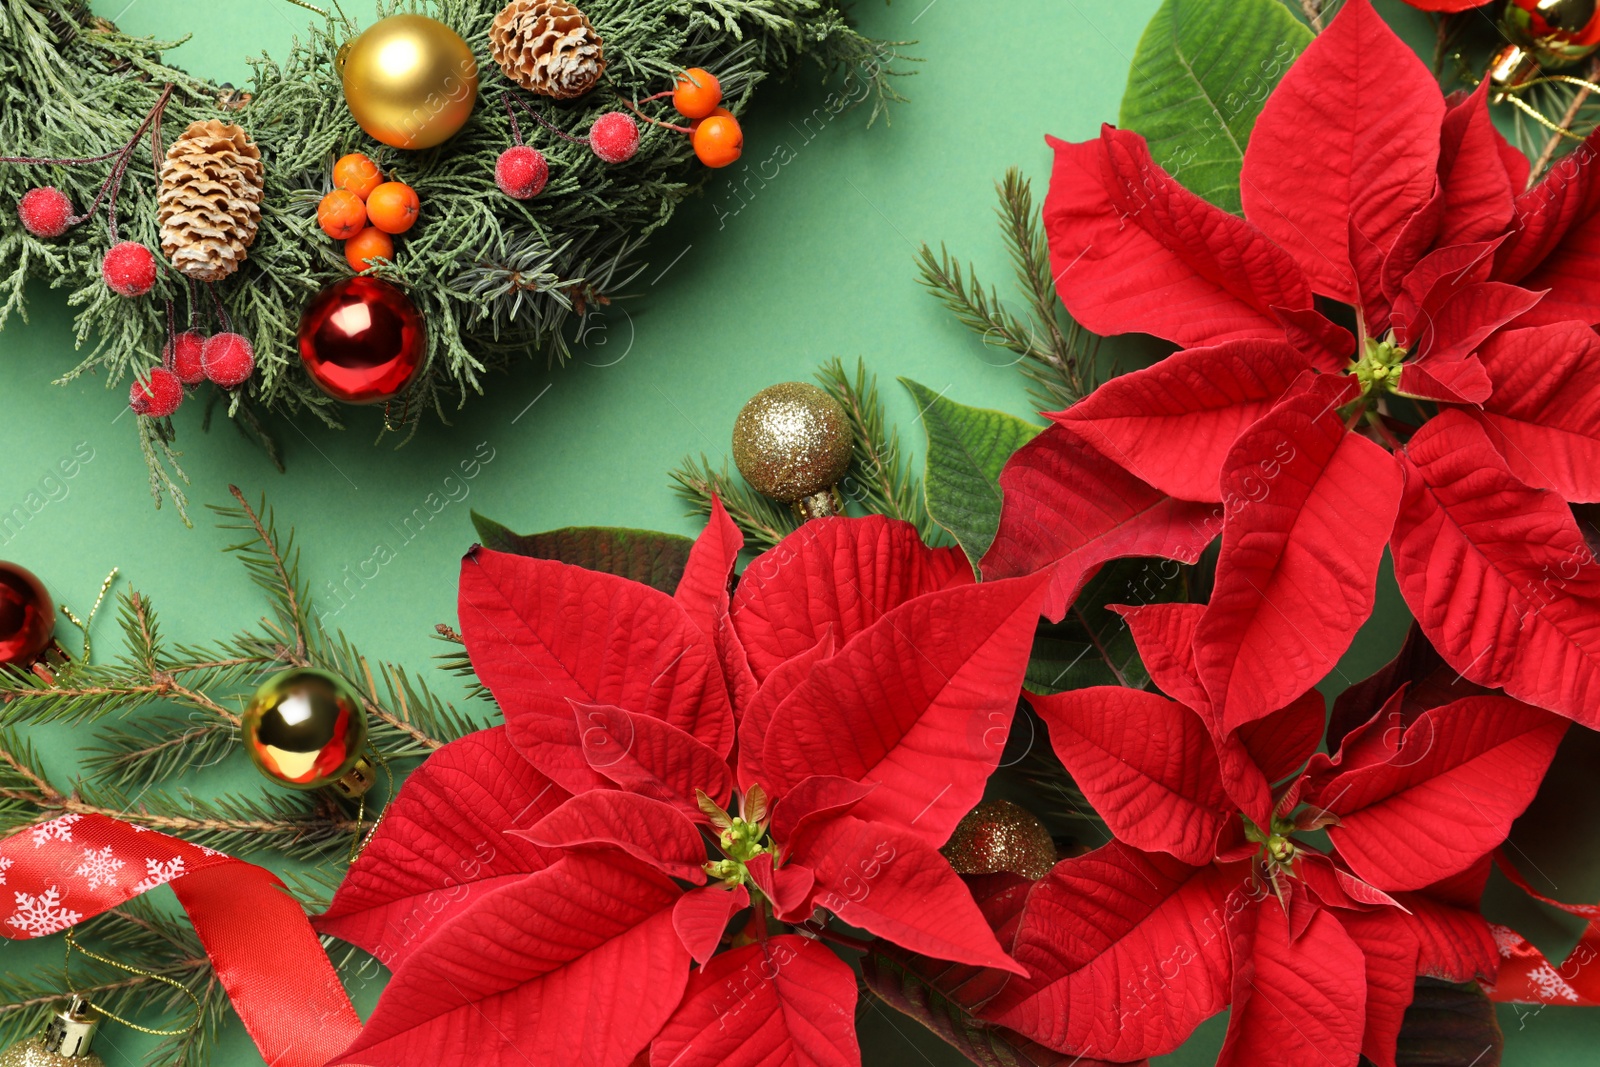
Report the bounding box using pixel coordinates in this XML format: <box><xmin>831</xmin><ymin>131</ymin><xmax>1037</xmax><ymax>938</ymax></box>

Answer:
<box><xmin>0</xmin><ymin>562</ymin><xmax>54</xmax><ymax>666</ymax></box>
<box><xmin>297</xmin><ymin>277</ymin><xmax>426</xmax><ymax>405</ymax></box>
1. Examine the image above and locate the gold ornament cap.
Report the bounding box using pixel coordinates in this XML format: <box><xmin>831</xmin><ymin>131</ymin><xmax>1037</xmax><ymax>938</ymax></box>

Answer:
<box><xmin>732</xmin><ymin>383</ymin><xmax>853</xmax><ymax>518</ymax></box>
<box><xmin>942</xmin><ymin>799</ymin><xmax>1058</xmax><ymax>881</ymax></box>
<box><xmin>1</xmin><ymin>998</ymin><xmax>104</xmax><ymax>1066</ymax></box>
<box><xmin>340</xmin><ymin>14</ymin><xmax>480</xmax><ymax>150</ymax></box>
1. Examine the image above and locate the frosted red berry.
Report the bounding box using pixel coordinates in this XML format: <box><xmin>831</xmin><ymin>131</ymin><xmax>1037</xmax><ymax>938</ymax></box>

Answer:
<box><xmin>18</xmin><ymin>187</ymin><xmax>73</xmax><ymax>238</ymax></box>
<box><xmin>589</xmin><ymin>112</ymin><xmax>640</xmax><ymax>164</ymax></box>
<box><xmin>496</xmin><ymin>146</ymin><xmax>550</xmax><ymax>200</ymax></box>
<box><xmin>202</xmin><ymin>332</ymin><xmax>256</xmax><ymax>388</ymax></box>
<box><xmin>129</xmin><ymin>367</ymin><xmax>184</xmax><ymax>418</ymax></box>
<box><xmin>163</xmin><ymin>330</ymin><xmax>208</xmax><ymax>385</ymax></box>
<box><xmin>102</xmin><ymin>241</ymin><xmax>157</xmax><ymax>297</ymax></box>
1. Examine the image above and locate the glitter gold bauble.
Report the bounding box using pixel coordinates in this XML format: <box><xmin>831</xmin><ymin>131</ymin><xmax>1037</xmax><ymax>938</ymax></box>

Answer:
<box><xmin>242</xmin><ymin>669</ymin><xmax>374</xmax><ymax>796</ymax></box>
<box><xmin>338</xmin><ymin>15</ymin><xmax>480</xmax><ymax>150</ymax></box>
<box><xmin>731</xmin><ymin>382</ymin><xmax>854</xmax><ymax>519</ymax></box>
<box><xmin>942</xmin><ymin>799</ymin><xmax>1057</xmax><ymax>881</ymax></box>
<box><xmin>0</xmin><ymin>998</ymin><xmax>103</xmax><ymax>1066</ymax></box>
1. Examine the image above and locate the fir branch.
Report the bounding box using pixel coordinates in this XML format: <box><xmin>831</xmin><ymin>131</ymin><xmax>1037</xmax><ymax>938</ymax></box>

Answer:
<box><xmin>917</xmin><ymin>170</ymin><xmax>1102</xmax><ymax>411</ymax></box>
<box><xmin>670</xmin><ymin>454</ymin><xmax>801</xmax><ymax>552</ymax></box>
<box><xmin>816</xmin><ymin>356</ymin><xmax>940</xmax><ymax>544</ymax></box>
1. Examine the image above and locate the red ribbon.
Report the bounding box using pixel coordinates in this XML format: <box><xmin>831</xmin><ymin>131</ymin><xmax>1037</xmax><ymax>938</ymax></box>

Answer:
<box><xmin>0</xmin><ymin>813</ymin><xmax>361</xmax><ymax>1066</ymax></box>
<box><xmin>1482</xmin><ymin>850</ymin><xmax>1600</xmax><ymax>1006</ymax></box>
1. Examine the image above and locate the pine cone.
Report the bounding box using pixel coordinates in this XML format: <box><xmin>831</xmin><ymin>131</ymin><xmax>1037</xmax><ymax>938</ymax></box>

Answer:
<box><xmin>490</xmin><ymin>0</ymin><xmax>605</xmax><ymax>99</ymax></box>
<box><xmin>157</xmin><ymin>120</ymin><xmax>264</xmax><ymax>283</ymax></box>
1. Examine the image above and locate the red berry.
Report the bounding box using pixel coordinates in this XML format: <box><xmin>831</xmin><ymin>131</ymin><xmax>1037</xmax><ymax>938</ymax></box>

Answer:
<box><xmin>102</xmin><ymin>241</ymin><xmax>157</xmax><ymax>297</ymax></box>
<box><xmin>129</xmin><ymin>367</ymin><xmax>184</xmax><ymax>418</ymax></box>
<box><xmin>589</xmin><ymin>112</ymin><xmax>640</xmax><ymax>164</ymax></box>
<box><xmin>202</xmin><ymin>332</ymin><xmax>256</xmax><ymax>388</ymax></box>
<box><xmin>496</xmin><ymin>146</ymin><xmax>549</xmax><ymax>200</ymax></box>
<box><xmin>163</xmin><ymin>330</ymin><xmax>208</xmax><ymax>385</ymax></box>
<box><xmin>18</xmin><ymin>187</ymin><xmax>73</xmax><ymax>238</ymax></box>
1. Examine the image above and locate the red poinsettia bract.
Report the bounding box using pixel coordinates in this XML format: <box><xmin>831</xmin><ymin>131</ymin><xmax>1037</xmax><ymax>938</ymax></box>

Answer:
<box><xmin>314</xmin><ymin>504</ymin><xmax>1049</xmax><ymax>1067</ymax></box>
<box><xmin>984</xmin><ymin>602</ymin><xmax>1566</xmax><ymax>1067</ymax></box>
<box><xmin>984</xmin><ymin>0</ymin><xmax>1600</xmax><ymax>731</ymax></box>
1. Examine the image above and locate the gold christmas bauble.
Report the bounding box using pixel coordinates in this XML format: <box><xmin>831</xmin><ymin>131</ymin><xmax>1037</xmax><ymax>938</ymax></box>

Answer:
<box><xmin>338</xmin><ymin>15</ymin><xmax>480</xmax><ymax>150</ymax></box>
<box><xmin>732</xmin><ymin>382</ymin><xmax>853</xmax><ymax>518</ymax></box>
<box><xmin>242</xmin><ymin>669</ymin><xmax>373</xmax><ymax>796</ymax></box>
<box><xmin>942</xmin><ymin>800</ymin><xmax>1058</xmax><ymax>881</ymax></box>
<box><xmin>0</xmin><ymin>1037</ymin><xmax>104</xmax><ymax>1067</ymax></box>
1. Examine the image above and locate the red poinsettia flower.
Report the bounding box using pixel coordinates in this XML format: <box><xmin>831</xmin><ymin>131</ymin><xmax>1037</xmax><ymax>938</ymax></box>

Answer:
<box><xmin>985</xmin><ymin>0</ymin><xmax>1600</xmax><ymax>730</ymax></box>
<box><xmin>314</xmin><ymin>504</ymin><xmax>1049</xmax><ymax>1067</ymax></box>
<box><xmin>983</xmin><ymin>602</ymin><xmax>1566</xmax><ymax>1067</ymax></box>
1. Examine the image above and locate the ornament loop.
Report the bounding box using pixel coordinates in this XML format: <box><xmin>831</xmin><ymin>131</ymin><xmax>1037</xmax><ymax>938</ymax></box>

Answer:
<box><xmin>64</xmin><ymin>929</ymin><xmax>201</xmax><ymax>1038</ymax></box>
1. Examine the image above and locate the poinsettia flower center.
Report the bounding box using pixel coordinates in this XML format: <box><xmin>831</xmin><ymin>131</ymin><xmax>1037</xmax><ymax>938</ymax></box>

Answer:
<box><xmin>1351</xmin><ymin>335</ymin><xmax>1407</xmax><ymax>396</ymax></box>
<box><xmin>697</xmin><ymin>789</ymin><xmax>774</xmax><ymax>888</ymax></box>
<box><xmin>1242</xmin><ymin>813</ymin><xmax>1301</xmax><ymax>872</ymax></box>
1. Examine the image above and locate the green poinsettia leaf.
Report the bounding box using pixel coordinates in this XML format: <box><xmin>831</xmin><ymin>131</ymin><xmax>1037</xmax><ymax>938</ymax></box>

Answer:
<box><xmin>470</xmin><ymin>513</ymin><xmax>695</xmax><ymax>594</ymax></box>
<box><xmin>1118</xmin><ymin>0</ymin><xmax>1312</xmax><ymax>213</ymax></box>
<box><xmin>1362</xmin><ymin>979</ymin><xmax>1503</xmax><ymax>1067</ymax></box>
<box><xmin>863</xmin><ymin>918</ymin><xmax>1104</xmax><ymax>1066</ymax></box>
<box><xmin>1026</xmin><ymin>558</ymin><xmax>1187</xmax><ymax>694</ymax></box>
<box><xmin>901</xmin><ymin>379</ymin><xmax>1042</xmax><ymax>570</ymax></box>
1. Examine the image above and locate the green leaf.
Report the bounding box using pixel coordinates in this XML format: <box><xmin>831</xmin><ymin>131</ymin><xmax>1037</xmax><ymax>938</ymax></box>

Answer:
<box><xmin>470</xmin><ymin>513</ymin><xmax>695</xmax><ymax>594</ymax></box>
<box><xmin>1361</xmin><ymin>979</ymin><xmax>1503</xmax><ymax>1067</ymax></box>
<box><xmin>901</xmin><ymin>379</ymin><xmax>1042</xmax><ymax>570</ymax></box>
<box><xmin>1026</xmin><ymin>558</ymin><xmax>1187</xmax><ymax>694</ymax></box>
<box><xmin>1118</xmin><ymin>0</ymin><xmax>1313</xmax><ymax>213</ymax></box>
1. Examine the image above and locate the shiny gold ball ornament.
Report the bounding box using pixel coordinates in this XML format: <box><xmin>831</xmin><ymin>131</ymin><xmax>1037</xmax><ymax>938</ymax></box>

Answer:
<box><xmin>242</xmin><ymin>668</ymin><xmax>374</xmax><ymax>797</ymax></box>
<box><xmin>942</xmin><ymin>800</ymin><xmax>1058</xmax><ymax>881</ymax></box>
<box><xmin>0</xmin><ymin>998</ymin><xmax>104</xmax><ymax>1067</ymax></box>
<box><xmin>337</xmin><ymin>15</ymin><xmax>480</xmax><ymax>150</ymax></box>
<box><xmin>732</xmin><ymin>382</ymin><xmax>854</xmax><ymax>519</ymax></box>
<box><xmin>1492</xmin><ymin>0</ymin><xmax>1600</xmax><ymax>90</ymax></box>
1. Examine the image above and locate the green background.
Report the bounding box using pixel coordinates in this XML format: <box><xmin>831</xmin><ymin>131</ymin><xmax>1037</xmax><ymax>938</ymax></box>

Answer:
<box><xmin>0</xmin><ymin>0</ymin><xmax>1596</xmax><ymax>1063</ymax></box>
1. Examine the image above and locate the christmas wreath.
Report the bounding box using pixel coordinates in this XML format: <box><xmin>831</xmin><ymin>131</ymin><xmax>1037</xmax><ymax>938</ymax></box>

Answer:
<box><xmin>0</xmin><ymin>0</ymin><xmax>905</xmax><ymax>522</ymax></box>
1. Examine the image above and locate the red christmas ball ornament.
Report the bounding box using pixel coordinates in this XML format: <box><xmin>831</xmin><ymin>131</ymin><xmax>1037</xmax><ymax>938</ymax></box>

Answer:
<box><xmin>101</xmin><ymin>241</ymin><xmax>157</xmax><ymax>297</ymax></box>
<box><xmin>589</xmin><ymin>112</ymin><xmax>640</xmax><ymax>164</ymax></box>
<box><xmin>496</xmin><ymin>145</ymin><xmax>550</xmax><ymax>199</ymax></box>
<box><xmin>202</xmin><ymin>332</ymin><xmax>257</xmax><ymax>388</ymax></box>
<box><xmin>129</xmin><ymin>367</ymin><xmax>185</xmax><ymax>417</ymax></box>
<box><xmin>297</xmin><ymin>277</ymin><xmax>426</xmax><ymax>404</ymax></box>
<box><xmin>163</xmin><ymin>329</ymin><xmax>207</xmax><ymax>385</ymax></box>
<box><xmin>18</xmin><ymin>187</ymin><xmax>73</xmax><ymax>238</ymax></box>
<box><xmin>0</xmin><ymin>562</ymin><xmax>55</xmax><ymax>667</ymax></box>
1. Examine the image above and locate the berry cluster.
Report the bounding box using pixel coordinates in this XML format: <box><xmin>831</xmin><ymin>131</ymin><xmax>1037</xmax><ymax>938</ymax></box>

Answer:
<box><xmin>128</xmin><ymin>301</ymin><xmax>257</xmax><ymax>419</ymax></box>
<box><xmin>317</xmin><ymin>153</ymin><xmax>420</xmax><ymax>272</ymax></box>
<box><xmin>491</xmin><ymin>69</ymin><xmax>742</xmax><ymax>204</ymax></box>
<box><xmin>6</xmin><ymin>85</ymin><xmax>174</xmax><ymax>299</ymax></box>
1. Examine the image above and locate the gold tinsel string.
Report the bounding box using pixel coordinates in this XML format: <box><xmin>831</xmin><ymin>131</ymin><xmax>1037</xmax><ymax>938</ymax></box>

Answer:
<box><xmin>57</xmin><ymin>569</ymin><xmax>118</xmax><ymax>663</ymax></box>
<box><xmin>1457</xmin><ymin>59</ymin><xmax>1600</xmax><ymax>142</ymax></box>
<box><xmin>63</xmin><ymin>929</ymin><xmax>201</xmax><ymax>1037</ymax></box>
<box><xmin>351</xmin><ymin>746</ymin><xmax>394</xmax><ymax>863</ymax></box>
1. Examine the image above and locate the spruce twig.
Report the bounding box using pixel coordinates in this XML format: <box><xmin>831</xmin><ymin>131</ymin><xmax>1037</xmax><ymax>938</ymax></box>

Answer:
<box><xmin>917</xmin><ymin>170</ymin><xmax>1102</xmax><ymax>411</ymax></box>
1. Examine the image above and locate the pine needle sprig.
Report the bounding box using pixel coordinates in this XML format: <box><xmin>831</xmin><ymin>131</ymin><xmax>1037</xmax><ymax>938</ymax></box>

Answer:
<box><xmin>917</xmin><ymin>169</ymin><xmax>1103</xmax><ymax>410</ymax></box>
<box><xmin>816</xmin><ymin>357</ymin><xmax>940</xmax><ymax>544</ymax></box>
<box><xmin>669</xmin><ymin>454</ymin><xmax>800</xmax><ymax>552</ymax></box>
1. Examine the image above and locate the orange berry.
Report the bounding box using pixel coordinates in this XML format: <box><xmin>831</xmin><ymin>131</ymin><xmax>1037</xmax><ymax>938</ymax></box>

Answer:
<box><xmin>673</xmin><ymin>68</ymin><xmax>723</xmax><ymax>120</ymax></box>
<box><xmin>333</xmin><ymin>153</ymin><xmax>383</xmax><ymax>200</ymax></box>
<box><xmin>692</xmin><ymin>113</ymin><xmax>743</xmax><ymax>169</ymax></box>
<box><xmin>317</xmin><ymin>188</ymin><xmax>367</xmax><ymax>240</ymax></box>
<box><xmin>366</xmin><ymin>181</ymin><xmax>420</xmax><ymax>234</ymax></box>
<box><xmin>344</xmin><ymin>227</ymin><xmax>395</xmax><ymax>272</ymax></box>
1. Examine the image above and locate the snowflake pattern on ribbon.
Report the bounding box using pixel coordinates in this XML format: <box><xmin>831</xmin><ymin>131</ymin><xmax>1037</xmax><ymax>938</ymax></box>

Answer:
<box><xmin>0</xmin><ymin>856</ymin><xmax>12</xmax><ymax>885</ymax></box>
<box><xmin>132</xmin><ymin>856</ymin><xmax>186</xmax><ymax>893</ymax></box>
<box><xmin>30</xmin><ymin>814</ymin><xmax>82</xmax><ymax>848</ymax></box>
<box><xmin>73</xmin><ymin>846</ymin><xmax>126</xmax><ymax>890</ymax></box>
<box><xmin>8</xmin><ymin>886</ymin><xmax>83</xmax><ymax>936</ymax></box>
<box><xmin>1527</xmin><ymin>962</ymin><xmax>1583</xmax><ymax>1003</ymax></box>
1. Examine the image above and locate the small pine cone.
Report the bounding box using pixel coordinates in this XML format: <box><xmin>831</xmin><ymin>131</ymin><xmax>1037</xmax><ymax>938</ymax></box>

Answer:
<box><xmin>490</xmin><ymin>0</ymin><xmax>605</xmax><ymax>99</ymax></box>
<box><xmin>157</xmin><ymin>120</ymin><xmax>264</xmax><ymax>283</ymax></box>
